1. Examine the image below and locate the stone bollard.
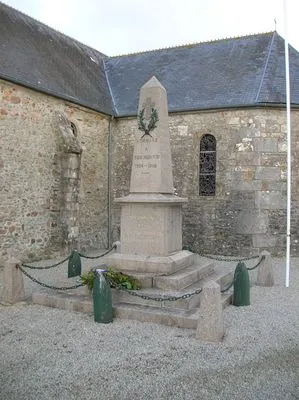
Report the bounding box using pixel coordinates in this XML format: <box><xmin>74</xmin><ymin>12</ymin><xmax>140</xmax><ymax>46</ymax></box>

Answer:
<box><xmin>256</xmin><ymin>251</ymin><xmax>274</xmax><ymax>287</ymax></box>
<box><xmin>0</xmin><ymin>258</ymin><xmax>25</xmax><ymax>304</ymax></box>
<box><xmin>196</xmin><ymin>281</ymin><xmax>224</xmax><ymax>342</ymax></box>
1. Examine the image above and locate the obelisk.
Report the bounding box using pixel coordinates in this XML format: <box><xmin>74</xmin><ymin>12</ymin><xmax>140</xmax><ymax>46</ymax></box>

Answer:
<box><xmin>130</xmin><ymin>76</ymin><xmax>173</xmax><ymax>194</ymax></box>
<box><xmin>107</xmin><ymin>77</ymin><xmax>193</xmax><ymax>280</ymax></box>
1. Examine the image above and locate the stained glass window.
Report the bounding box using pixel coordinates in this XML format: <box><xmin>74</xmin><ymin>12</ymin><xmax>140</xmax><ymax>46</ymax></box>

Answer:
<box><xmin>199</xmin><ymin>134</ymin><xmax>216</xmax><ymax>196</ymax></box>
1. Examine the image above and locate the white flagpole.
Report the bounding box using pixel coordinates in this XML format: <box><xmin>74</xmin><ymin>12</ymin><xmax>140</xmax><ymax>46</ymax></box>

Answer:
<box><xmin>284</xmin><ymin>0</ymin><xmax>291</xmax><ymax>287</ymax></box>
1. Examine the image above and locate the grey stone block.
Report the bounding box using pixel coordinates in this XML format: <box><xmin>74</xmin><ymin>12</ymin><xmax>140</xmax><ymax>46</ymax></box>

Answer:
<box><xmin>232</xmin><ymin>180</ymin><xmax>262</xmax><ymax>191</ymax></box>
<box><xmin>236</xmin><ymin>211</ymin><xmax>268</xmax><ymax>234</ymax></box>
<box><xmin>196</xmin><ymin>281</ymin><xmax>224</xmax><ymax>342</ymax></box>
<box><xmin>255</xmin><ymin>167</ymin><xmax>281</xmax><ymax>181</ymax></box>
<box><xmin>0</xmin><ymin>259</ymin><xmax>24</xmax><ymax>304</ymax></box>
<box><xmin>260</xmin><ymin>153</ymin><xmax>286</xmax><ymax>167</ymax></box>
<box><xmin>252</xmin><ymin>234</ymin><xmax>277</xmax><ymax>248</ymax></box>
<box><xmin>234</xmin><ymin>152</ymin><xmax>260</xmax><ymax>166</ymax></box>
<box><xmin>255</xmin><ymin>191</ymin><xmax>286</xmax><ymax>210</ymax></box>
<box><xmin>253</xmin><ymin>138</ymin><xmax>278</xmax><ymax>152</ymax></box>
<box><xmin>256</xmin><ymin>251</ymin><xmax>274</xmax><ymax>286</ymax></box>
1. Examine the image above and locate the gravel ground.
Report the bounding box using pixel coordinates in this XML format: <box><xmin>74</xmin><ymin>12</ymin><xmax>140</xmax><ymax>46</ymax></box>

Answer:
<box><xmin>0</xmin><ymin>256</ymin><xmax>298</xmax><ymax>400</ymax></box>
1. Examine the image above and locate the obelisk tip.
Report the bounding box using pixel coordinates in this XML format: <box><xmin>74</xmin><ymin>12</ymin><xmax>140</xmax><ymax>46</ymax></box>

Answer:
<box><xmin>141</xmin><ymin>76</ymin><xmax>165</xmax><ymax>90</ymax></box>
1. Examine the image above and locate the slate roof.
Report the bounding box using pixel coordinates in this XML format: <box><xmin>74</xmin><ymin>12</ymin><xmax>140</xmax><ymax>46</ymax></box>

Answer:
<box><xmin>1</xmin><ymin>2</ymin><xmax>299</xmax><ymax>117</ymax></box>
<box><xmin>105</xmin><ymin>32</ymin><xmax>299</xmax><ymax>116</ymax></box>
<box><xmin>0</xmin><ymin>2</ymin><xmax>114</xmax><ymax>115</ymax></box>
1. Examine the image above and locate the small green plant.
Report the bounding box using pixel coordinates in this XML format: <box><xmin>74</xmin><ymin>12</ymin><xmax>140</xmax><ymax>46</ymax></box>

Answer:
<box><xmin>105</xmin><ymin>267</ymin><xmax>141</xmax><ymax>290</ymax></box>
<box><xmin>80</xmin><ymin>270</ymin><xmax>95</xmax><ymax>291</ymax></box>
<box><xmin>80</xmin><ymin>267</ymin><xmax>141</xmax><ymax>291</ymax></box>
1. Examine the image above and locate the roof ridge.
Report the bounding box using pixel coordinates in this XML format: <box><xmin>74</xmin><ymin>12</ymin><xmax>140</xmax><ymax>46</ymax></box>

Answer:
<box><xmin>255</xmin><ymin>32</ymin><xmax>277</xmax><ymax>103</ymax></box>
<box><xmin>109</xmin><ymin>31</ymin><xmax>275</xmax><ymax>58</ymax></box>
<box><xmin>1</xmin><ymin>1</ymin><xmax>108</xmax><ymax>58</ymax></box>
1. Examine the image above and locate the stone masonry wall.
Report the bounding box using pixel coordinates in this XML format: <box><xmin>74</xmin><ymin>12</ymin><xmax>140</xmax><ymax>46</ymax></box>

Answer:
<box><xmin>1</xmin><ymin>78</ymin><xmax>298</xmax><ymax>260</ymax></box>
<box><xmin>111</xmin><ymin>108</ymin><xmax>299</xmax><ymax>257</ymax></box>
<box><xmin>0</xmin><ymin>80</ymin><xmax>109</xmax><ymax>260</ymax></box>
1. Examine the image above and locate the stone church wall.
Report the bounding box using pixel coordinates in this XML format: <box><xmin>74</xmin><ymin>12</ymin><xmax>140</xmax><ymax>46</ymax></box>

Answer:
<box><xmin>111</xmin><ymin>108</ymin><xmax>299</xmax><ymax>256</ymax></box>
<box><xmin>0</xmin><ymin>80</ymin><xmax>109</xmax><ymax>260</ymax></box>
<box><xmin>1</xmin><ymin>78</ymin><xmax>298</xmax><ymax>259</ymax></box>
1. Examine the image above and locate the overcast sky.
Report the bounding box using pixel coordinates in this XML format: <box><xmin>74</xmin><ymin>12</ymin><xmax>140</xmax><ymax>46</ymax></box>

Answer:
<box><xmin>3</xmin><ymin>0</ymin><xmax>299</xmax><ymax>55</ymax></box>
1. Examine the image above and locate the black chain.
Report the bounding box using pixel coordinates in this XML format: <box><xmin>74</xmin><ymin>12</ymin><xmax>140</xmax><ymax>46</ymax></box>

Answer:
<box><xmin>220</xmin><ymin>255</ymin><xmax>266</xmax><ymax>292</ymax></box>
<box><xmin>79</xmin><ymin>245</ymin><xmax>116</xmax><ymax>259</ymax></box>
<box><xmin>17</xmin><ymin>264</ymin><xmax>84</xmax><ymax>291</ymax></box>
<box><xmin>221</xmin><ymin>279</ymin><xmax>235</xmax><ymax>293</ymax></box>
<box><xmin>21</xmin><ymin>245</ymin><xmax>116</xmax><ymax>268</ymax></box>
<box><xmin>112</xmin><ymin>282</ymin><xmax>202</xmax><ymax>302</ymax></box>
<box><xmin>21</xmin><ymin>255</ymin><xmax>70</xmax><ymax>270</ymax></box>
<box><xmin>247</xmin><ymin>255</ymin><xmax>265</xmax><ymax>271</ymax></box>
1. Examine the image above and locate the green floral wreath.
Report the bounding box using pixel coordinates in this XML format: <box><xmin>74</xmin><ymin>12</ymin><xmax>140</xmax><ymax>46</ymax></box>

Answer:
<box><xmin>137</xmin><ymin>107</ymin><xmax>159</xmax><ymax>137</ymax></box>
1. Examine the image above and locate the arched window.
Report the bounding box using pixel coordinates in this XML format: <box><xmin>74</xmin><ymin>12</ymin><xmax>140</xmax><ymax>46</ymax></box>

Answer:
<box><xmin>70</xmin><ymin>122</ymin><xmax>77</xmax><ymax>137</ymax></box>
<box><xmin>199</xmin><ymin>134</ymin><xmax>216</xmax><ymax>196</ymax></box>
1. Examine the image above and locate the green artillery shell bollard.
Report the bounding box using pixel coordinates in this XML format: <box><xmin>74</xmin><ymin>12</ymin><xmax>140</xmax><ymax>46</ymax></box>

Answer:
<box><xmin>93</xmin><ymin>269</ymin><xmax>113</xmax><ymax>323</ymax></box>
<box><xmin>233</xmin><ymin>261</ymin><xmax>250</xmax><ymax>306</ymax></box>
<box><xmin>68</xmin><ymin>250</ymin><xmax>81</xmax><ymax>278</ymax></box>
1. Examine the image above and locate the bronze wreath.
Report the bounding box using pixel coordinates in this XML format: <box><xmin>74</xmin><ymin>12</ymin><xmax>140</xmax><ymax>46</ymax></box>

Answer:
<box><xmin>137</xmin><ymin>107</ymin><xmax>159</xmax><ymax>137</ymax></box>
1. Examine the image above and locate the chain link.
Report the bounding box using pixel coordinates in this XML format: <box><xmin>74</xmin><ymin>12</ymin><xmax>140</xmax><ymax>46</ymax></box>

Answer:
<box><xmin>17</xmin><ymin>264</ymin><xmax>84</xmax><ymax>291</ymax></box>
<box><xmin>21</xmin><ymin>255</ymin><xmax>70</xmax><ymax>270</ymax></box>
<box><xmin>246</xmin><ymin>255</ymin><xmax>265</xmax><ymax>271</ymax></box>
<box><xmin>221</xmin><ymin>279</ymin><xmax>235</xmax><ymax>293</ymax></box>
<box><xmin>79</xmin><ymin>245</ymin><xmax>116</xmax><ymax>259</ymax></box>
<box><xmin>21</xmin><ymin>245</ymin><xmax>116</xmax><ymax>268</ymax></box>
<box><xmin>220</xmin><ymin>255</ymin><xmax>265</xmax><ymax>292</ymax></box>
<box><xmin>111</xmin><ymin>281</ymin><xmax>203</xmax><ymax>302</ymax></box>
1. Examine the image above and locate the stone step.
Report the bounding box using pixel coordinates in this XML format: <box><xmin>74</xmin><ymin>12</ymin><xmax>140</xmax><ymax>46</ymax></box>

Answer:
<box><xmin>153</xmin><ymin>261</ymin><xmax>214</xmax><ymax>290</ymax></box>
<box><xmin>186</xmin><ymin>270</ymin><xmax>234</xmax><ymax>292</ymax></box>
<box><xmin>221</xmin><ymin>293</ymin><xmax>232</xmax><ymax>309</ymax></box>
<box><xmin>114</xmin><ymin>303</ymin><xmax>199</xmax><ymax>329</ymax></box>
<box><xmin>115</xmin><ymin>271</ymin><xmax>155</xmax><ymax>289</ymax></box>
<box><xmin>31</xmin><ymin>267</ymin><xmax>233</xmax><ymax>329</ymax></box>
<box><xmin>32</xmin><ymin>291</ymin><xmax>93</xmax><ymax>314</ymax></box>
<box><xmin>210</xmin><ymin>270</ymin><xmax>234</xmax><ymax>290</ymax></box>
<box><xmin>32</xmin><ymin>285</ymin><xmax>231</xmax><ymax>316</ymax></box>
<box><xmin>109</xmin><ymin>257</ymin><xmax>214</xmax><ymax>290</ymax></box>
<box><xmin>112</xmin><ymin>286</ymin><xmax>203</xmax><ymax>311</ymax></box>
<box><xmin>31</xmin><ymin>291</ymin><xmax>212</xmax><ymax>329</ymax></box>
<box><xmin>103</xmin><ymin>264</ymin><xmax>211</xmax><ymax>290</ymax></box>
<box><xmin>32</xmin><ymin>291</ymin><xmax>200</xmax><ymax>328</ymax></box>
<box><xmin>112</xmin><ymin>269</ymin><xmax>233</xmax><ymax>311</ymax></box>
<box><xmin>105</xmin><ymin>250</ymin><xmax>194</xmax><ymax>275</ymax></box>
<box><xmin>114</xmin><ymin>291</ymin><xmax>231</xmax><ymax>329</ymax></box>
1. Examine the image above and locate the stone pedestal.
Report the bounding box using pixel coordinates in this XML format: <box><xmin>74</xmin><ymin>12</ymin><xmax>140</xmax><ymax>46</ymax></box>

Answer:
<box><xmin>118</xmin><ymin>194</ymin><xmax>186</xmax><ymax>256</ymax></box>
<box><xmin>107</xmin><ymin>194</ymin><xmax>192</xmax><ymax>275</ymax></box>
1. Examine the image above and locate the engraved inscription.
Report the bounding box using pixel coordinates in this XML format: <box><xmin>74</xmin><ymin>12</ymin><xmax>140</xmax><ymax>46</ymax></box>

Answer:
<box><xmin>134</xmin><ymin>153</ymin><xmax>160</xmax><ymax>171</ymax></box>
<box><xmin>137</xmin><ymin>137</ymin><xmax>158</xmax><ymax>143</ymax></box>
<box><xmin>134</xmin><ymin>154</ymin><xmax>160</xmax><ymax>161</ymax></box>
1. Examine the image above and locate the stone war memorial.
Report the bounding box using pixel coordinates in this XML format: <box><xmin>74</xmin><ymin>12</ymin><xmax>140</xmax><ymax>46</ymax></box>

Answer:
<box><xmin>107</xmin><ymin>77</ymin><xmax>193</xmax><ymax>279</ymax></box>
<box><xmin>105</xmin><ymin>76</ymin><xmax>235</xmax><ymax>337</ymax></box>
